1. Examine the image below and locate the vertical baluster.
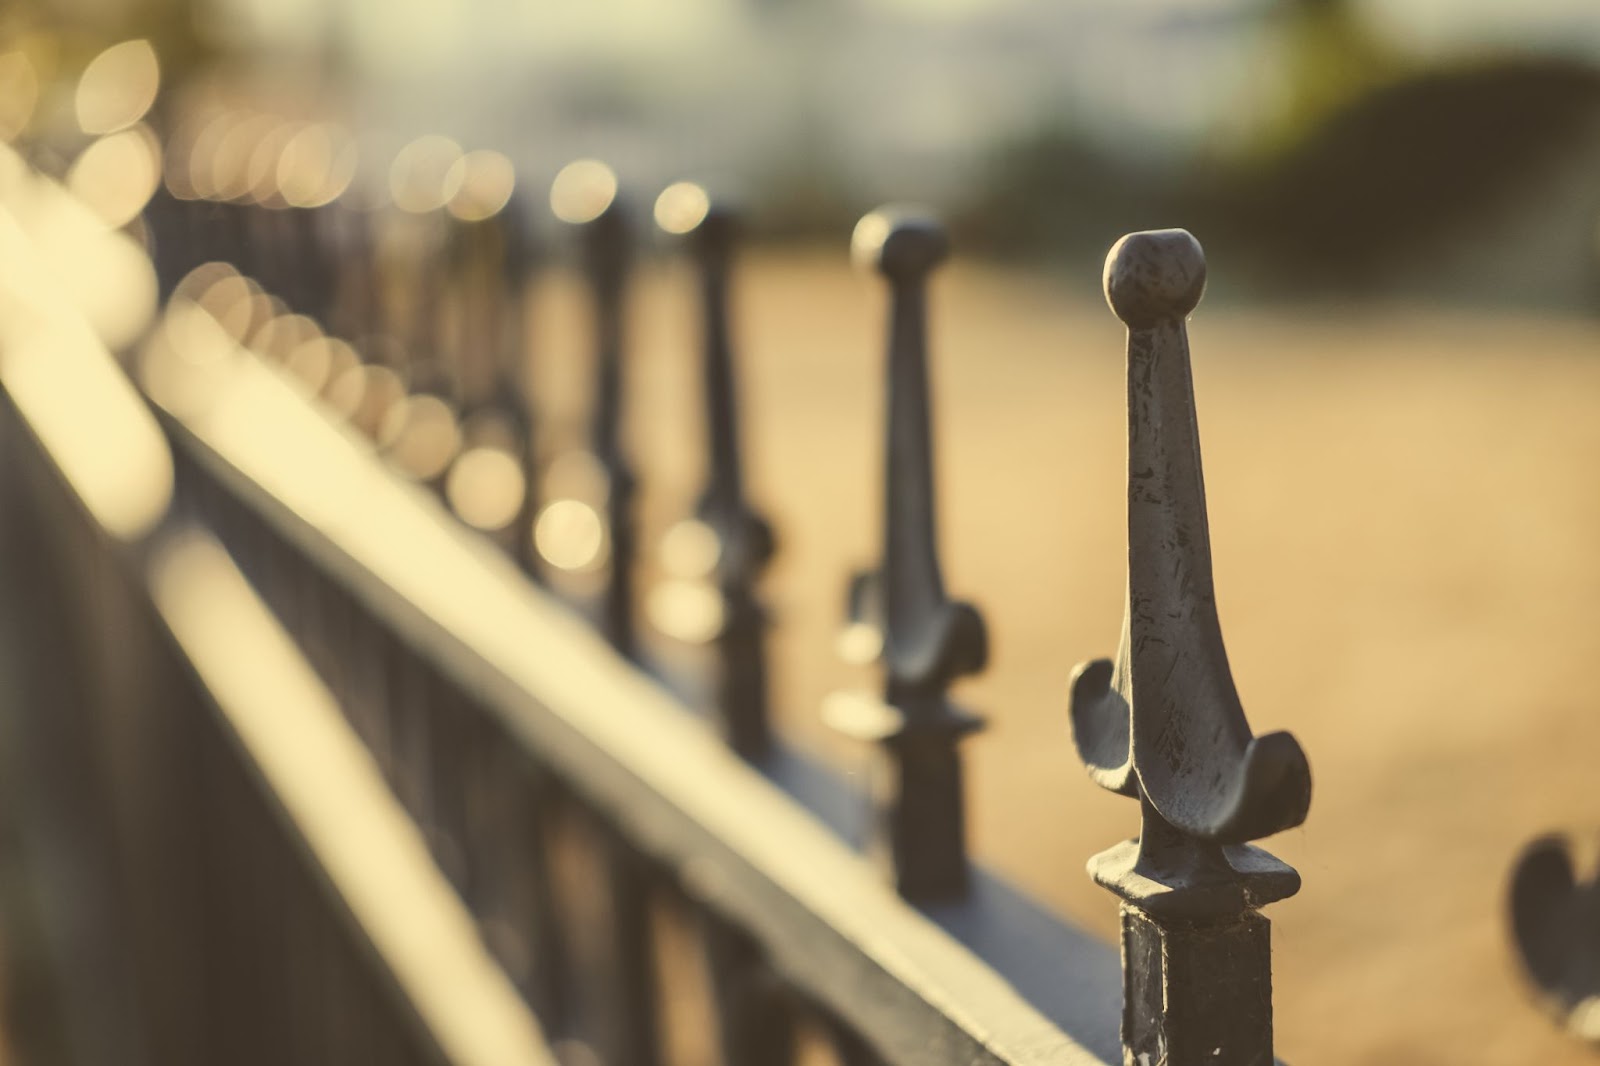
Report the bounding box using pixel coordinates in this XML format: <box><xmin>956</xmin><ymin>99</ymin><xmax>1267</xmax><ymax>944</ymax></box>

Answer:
<box><xmin>550</xmin><ymin>160</ymin><xmax>638</xmax><ymax>657</ymax></box>
<box><xmin>340</xmin><ymin>607</ymin><xmax>385</xmax><ymax>770</ymax></box>
<box><xmin>825</xmin><ymin>209</ymin><xmax>987</xmax><ymax>903</ymax></box>
<box><xmin>454</xmin><ymin>703</ymin><xmax>495</xmax><ymax>916</ymax></box>
<box><xmin>294</xmin><ymin>202</ymin><xmax>338</xmax><ymax>325</ymax></box>
<box><xmin>428</xmin><ymin>682</ymin><xmax>471</xmax><ymax>893</ymax></box>
<box><xmin>441</xmin><ymin>152</ymin><xmax>520</xmax><ymax>415</ymax></box>
<box><xmin>654</xmin><ymin>184</ymin><xmax>776</xmax><ymax>758</ymax></box>
<box><xmin>329</xmin><ymin>193</ymin><xmax>384</xmax><ymax>348</ymax></box>
<box><xmin>442</xmin><ymin>160</ymin><xmax>540</xmax><ymax>568</ymax></box>
<box><xmin>144</xmin><ymin>183</ymin><xmax>191</xmax><ymax>303</ymax></box>
<box><xmin>1069</xmin><ymin>229</ymin><xmax>1312</xmax><ymax>1065</ymax></box>
<box><xmin>207</xmin><ymin>110</ymin><xmax>253</xmax><ymax>276</ymax></box>
<box><xmin>275</xmin><ymin>121</ymin><xmax>357</xmax><ymax>330</ymax></box>
<box><xmin>601</xmin><ymin>835</ymin><xmax>662</xmax><ymax>1066</ymax></box>
<box><xmin>382</xmin><ymin>137</ymin><xmax>467</xmax><ymax>494</ymax></box>
<box><xmin>499</xmin><ymin>191</ymin><xmax>543</xmax><ymax>578</ymax></box>
<box><xmin>699</xmin><ymin>916</ymin><xmax>794</xmax><ymax>1066</ymax></box>
<box><xmin>522</xmin><ymin>769</ymin><xmax>574</xmax><ymax>1031</ymax></box>
<box><xmin>390</xmin><ymin>652</ymin><xmax>437</xmax><ymax>831</ymax></box>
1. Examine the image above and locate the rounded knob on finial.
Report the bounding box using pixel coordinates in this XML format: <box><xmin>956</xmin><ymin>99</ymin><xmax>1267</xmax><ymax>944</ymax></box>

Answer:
<box><xmin>654</xmin><ymin>181</ymin><xmax>737</xmax><ymax>259</ymax></box>
<box><xmin>852</xmin><ymin>208</ymin><xmax>948</xmax><ymax>281</ymax></box>
<box><xmin>550</xmin><ymin>158</ymin><xmax>620</xmax><ymax>225</ymax></box>
<box><xmin>1103</xmin><ymin>229</ymin><xmax>1206</xmax><ymax>328</ymax></box>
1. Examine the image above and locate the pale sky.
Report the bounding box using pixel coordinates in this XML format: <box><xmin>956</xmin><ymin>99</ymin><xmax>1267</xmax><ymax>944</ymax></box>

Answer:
<box><xmin>220</xmin><ymin>0</ymin><xmax>1600</xmax><ymax>71</ymax></box>
<box><xmin>206</xmin><ymin>0</ymin><xmax>1600</xmax><ymax>187</ymax></box>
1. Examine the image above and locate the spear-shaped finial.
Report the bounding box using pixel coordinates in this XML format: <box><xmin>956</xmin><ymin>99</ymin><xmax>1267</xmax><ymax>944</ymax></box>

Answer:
<box><xmin>653</xmin><ymin>182</ymin><xmax>776</xmax><ymax>758</ymax></box>
<box><xmin>1070</xmin><ymin>229</ymin><xmax>1312</xmax><ymax>1065</ymax></box>
<box><xmin>826</xmin><ymin>207</ymin><xmax>987</xmax><ymax>903</ymax></box>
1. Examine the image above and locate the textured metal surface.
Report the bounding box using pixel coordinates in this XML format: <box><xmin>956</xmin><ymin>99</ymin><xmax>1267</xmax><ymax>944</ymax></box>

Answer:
<box><xmin>826</xmin><ymin>209</ymin><xmax>987</xmax><ymax>904</ymax></box>
<box><xmin>1069</xmin><ymin>229</ymin><xmax>1312</xmax><ymax>1065</ymax></box>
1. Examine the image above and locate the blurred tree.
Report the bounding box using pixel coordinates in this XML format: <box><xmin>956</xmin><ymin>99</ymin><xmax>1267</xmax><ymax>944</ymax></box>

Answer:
<box><xmin>1216</xmin><ymin>56</ymin><xmax>1600</xmax><ymax>302</ymax></box>
<box><xmin>1248</xmin><ymin>0</ymin><xmax>1408</xmax><ymax>159</ymax></box>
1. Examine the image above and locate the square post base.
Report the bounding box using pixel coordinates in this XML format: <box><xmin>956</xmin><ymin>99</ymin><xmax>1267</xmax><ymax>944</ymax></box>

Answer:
<box><xmin>1121</xmin><ymin>904</ymin><xmax>1274</xmax><ymax>1066</ymax></box>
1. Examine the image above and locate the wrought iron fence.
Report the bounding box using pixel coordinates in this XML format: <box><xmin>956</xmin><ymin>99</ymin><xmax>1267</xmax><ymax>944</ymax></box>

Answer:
<box><xmin>0</xmin><ymin>167</ymin><xmax>554</xmax><ymax>1066</ymax></box>
<box><xmin>4</xmin><ymin>94</ymin><xmax>1582</xmax><ymax>1066</ymax></box>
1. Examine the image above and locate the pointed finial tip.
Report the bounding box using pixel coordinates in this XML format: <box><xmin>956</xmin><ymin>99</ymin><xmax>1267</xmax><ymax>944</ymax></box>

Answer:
<box><xmin>852</xmin><ymin>208</ymin><xmax>948</xmax><ymax>280</ymax></box>
<box><xmin>1104</xmin><ymin>229</ymin><xmax>1206</xmax><ymax>328</ymax></box>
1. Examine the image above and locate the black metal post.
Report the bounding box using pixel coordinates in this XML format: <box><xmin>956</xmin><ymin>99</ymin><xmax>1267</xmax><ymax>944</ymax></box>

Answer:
<box><xmin>498</xmin><ymin>193</ymin><xmax>543</xmax><ymax>579</ymax></box>
<box><xmin>1069</xmin><ymin>229</ymin><xmax>1312</xmax><ymax>1066</ymax></box>
<box><xmin>828</xmin><ymin>209</ymin><xmax>987</xmax><ymax>903</ymax></box>
<box><xmin>700</xmin><ymin>913</ymin><xmax>795</xmax><ymax>1065</ymax></box>
<box><xmin>556</xmin><ymin>164</ymin><xmax>638</xmax><ymax>658</ymax></box>
<box><xmin>656</xmin><ymin>186</ymin><xmax>775</xmax><ymax>758</ymax></box>
<box><xmin>440</xmin><ymin>188</ymin><xmax>541</xmax><ymax>573</ymax></box>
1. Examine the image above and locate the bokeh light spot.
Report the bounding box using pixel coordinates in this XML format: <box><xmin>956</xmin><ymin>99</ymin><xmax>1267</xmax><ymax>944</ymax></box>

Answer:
<box><xmin>648</xmin><ymin>580</ymin><xmax>724</xmax><ymax>645</ymax></box>
<box><xmin>653</xmin><ymin>182</ymin><xmax>711</xmax><ymax>235</ymax></box>
<box><xmin>380</xmin><ymin>394</ymin><xmax>461</xmax><ymax>482</ymax></box>
<box><xmin>659</xmin><ymin>518</ymin><xmax>721</xmax><ymax>579</ymax></box>
<box><xmin>67</xmin><ymin>124</ymin><xmax>162</xmax><ymax>229</ymax></box>
<box><xmin>446</xmin><ymin>150</ymin><xmax>515</xmax><ymax>222</ymax></box>
<box><xmin>836</xmin><ymin>621</ymin><xmax>885</xmax><ymax>665</ymax></box>
<box><xmin>390</xmin><ymin>135</ymin><xmax>465</xmax><ymax>214</ymax></box>
<box><xmin>550</xmin><ymin>159</ymin><xmax>617</xmax><ymax>224</ymax></box>
<box><xmin>0</xmin><ymin>52</ymin><xmax>39</xmax><ymax>142</ymax></box>
<box><xmin>534</xmin><ymin>498</ymin><xmax>608</xmax><ymax>573</ymax></box>
<box><xmin>75</xmin><ymin>39</ymin><xmax>159</xmax><ymax>135</ymax></box>
<box><xmin>446</xmin><ymin>446</ymin><xmax>525</xmax><ymax>531</ymax></box>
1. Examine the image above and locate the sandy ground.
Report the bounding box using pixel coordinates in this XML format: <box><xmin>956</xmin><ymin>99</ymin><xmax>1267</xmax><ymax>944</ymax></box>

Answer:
<box><xmin>529</xmin><ymin>246</ymin><xmax>1600</xmax><ymax>1066</ymax></box>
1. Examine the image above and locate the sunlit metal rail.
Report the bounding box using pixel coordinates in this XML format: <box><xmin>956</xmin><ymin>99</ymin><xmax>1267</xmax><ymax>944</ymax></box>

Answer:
<box><xmin>0</xmin><ymin>144</ymin><xmax>555</xmax><ymax>1066</ymax></box>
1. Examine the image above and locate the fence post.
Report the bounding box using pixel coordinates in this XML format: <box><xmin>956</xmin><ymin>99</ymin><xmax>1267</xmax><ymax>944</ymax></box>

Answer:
<box><xmin>827</xmin><ymin>208</ymin><xmax>987</xmax><ymax>903</ymax></box>
<box><xmin>442</xmin><ymin>175</ymin><xmax>542</xmax><ymax>575</ymax></box>
<box><xmin>1070</xmin><ymin>229</ymin><xmax>1312</xmax><ymax>1065</ymax></box>
<box><xmin>497</xmin><ymin>191</ymin><xmax>544</xmax><ymax>579</ymax></box>
<box><xmin>552</xmin><ymin>161</ymin><xmax>638</xmax><ymax>658</ymax></box>
<box><xmin>654</xmin><ymin>183</ymin><xmax>776</xmax><ymax>759</ymax></box>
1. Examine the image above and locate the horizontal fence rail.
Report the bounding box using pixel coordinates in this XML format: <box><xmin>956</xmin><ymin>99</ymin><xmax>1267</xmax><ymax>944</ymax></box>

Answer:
<box><xmin>0</xmin><ymin>86</ymin><xmax>1372</xmax><ymax>1064</ymax></box>
<box><xmin>1</xmin><ymin>151</ymin><xmax>556</xmax><ymax>1066</ymax></box>
<box><xmin>142</xmin><ymin>293</ymin><xmax>1122</xmax><ymax>1064</ymax></box>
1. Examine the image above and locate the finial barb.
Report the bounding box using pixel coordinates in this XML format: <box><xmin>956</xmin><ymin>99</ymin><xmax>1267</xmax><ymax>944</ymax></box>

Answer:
<box><xmin>1510</xmin><ymin>835</ymin><xmax>1600</xmax><ymax>1043</ymax></box>
<box><xmin>1070</xmin><ymin>229</ymin><xmax>1310</xmax><ymax>1065</ymax></box>
<box><xmin>828</xmin><ymin>208</ymin><xmax>986</xmax><ymax>903</ymax></box>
